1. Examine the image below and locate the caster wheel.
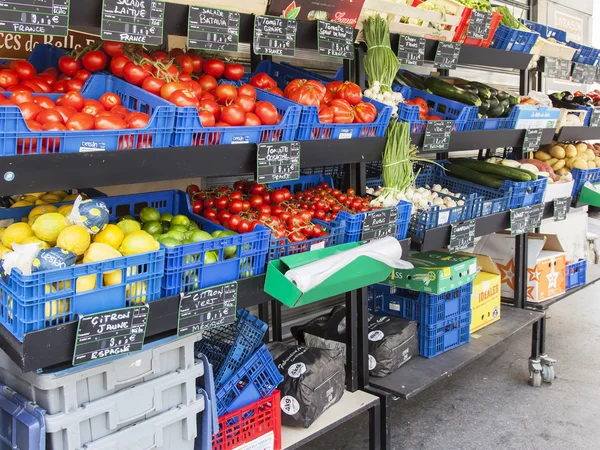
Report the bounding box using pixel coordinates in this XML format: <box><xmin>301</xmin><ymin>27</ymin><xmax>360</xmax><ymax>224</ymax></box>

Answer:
<box><xmin>530</xmin><ymin>371</ymin><xmax>542</xmax><ymax>387</ymax></box>
<box><xmin>542</xmin><ymin>365</ymin><xmax>555</xmax><ymax>383</ymax></box>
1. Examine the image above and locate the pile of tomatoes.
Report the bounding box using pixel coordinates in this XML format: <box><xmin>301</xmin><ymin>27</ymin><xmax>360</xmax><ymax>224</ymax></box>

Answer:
<box><xmin>404</xmin><ymin>97</ymin><xmax>442</xmax><ymax>121</ymax></box>
<box><xmin>249</xmin><ymin>74</ymin><xmax>378</xmax><ymax>124</ymax></box>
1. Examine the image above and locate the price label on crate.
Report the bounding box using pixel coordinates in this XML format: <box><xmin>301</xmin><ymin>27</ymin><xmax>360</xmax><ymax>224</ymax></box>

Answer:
<box><xmin>528</xmin><ymin>203</ymin><xmax>544</xmax><ymax>229</ymax></box>
<box><xmin>101</xmin><ymin>0</ymin><xmax>165</xmax><ymax>46</ymax></box>
<box><xmin>423</xmin><ymin>120</ymin><xmax>452</xmax><ymax>152</ymax></box>
<box><xmin>571</xmin><ymin>62</ymin><xmax>586</xmax><ymax>84</ymax></box>
<box><xmin>510</xmin><ymin>204</ymin><xmax>544</xmax><ymax>235</ymax></box>
<box><xmin>361</xmin><ymin>207</ymin><xmax>398</xmax><ymax>242</ymax></box>
<box><xmin>254</xmin><ymin>15</ymin><xmax>297</xmax><ymax>57</ymax></box>
<box><xmin>397</xmin><ymin>34</ymin><xmax>426</xmax><ymax>66</ymax></box>
<box><xmin>522</xmin><ymin>128</ymin><xmax>543</xmax><ymax>153</ymax></box>
<box><xmin>187</xmin><ymin>6</ymin><xmax>240</xmax><ymax>52</ymax></box>
<box><xmin>467</xmin><ymin>10</ymin><xmax>493</xmax><ymax>40</ymax></box>
<box><xmin>545</xmin><ymin>57</ymin><xmax>571</xmax><ymax>80</ymax></box>
<box><xmin>0</xmin><ymin>0</ymin><xmax>70</xmax><ymax>36</ymax></box>
<box><xmin>554</xmin><ymin>197</ymin><xmax>571</xmax><ymax>222</ymax></box>
<box><xmin>449</xmin><ymin>219</ymin><xmax>476</xmax><ymax>252</ymax></box>
<box><xmin>72</xmin><ymin>304</ymin><xmax>149</xmax><ymax>365</ymax></box>
<box><xmin>434</xmin><ymin>42</ymin><xmax>461</xmax><ymax>70</ymax></box>
<box><xmin>317</xmin><ymin>20</ymin><xmax>354</xmax><ymax>59</ymax></box>
<box><xmin>178</xmin><ymin>282</ymin><xmax>238</xmax><ymax>337</ymax></box>
<box><xmin>595</xmin><ymin>66</ymin><xmax>600</xmax><ymax>84</ymax></box>
<box><xmin>585</xmin><ymin>64</ymin><xmax>598</xmax><ymax>84</ymax></box>
<box><xmin>589</xmin><ymin>108</ymin><xmax>600</xmax><ymax>127</ymax></box>
<box><xmin>257</xmin><ymin>141</ymin><xmax>300</xmax><ymax>183</ymax></box>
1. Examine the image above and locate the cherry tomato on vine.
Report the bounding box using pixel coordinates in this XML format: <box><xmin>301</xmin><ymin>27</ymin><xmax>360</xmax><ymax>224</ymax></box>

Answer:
<box><xmin>82</xmin><ymin>51</ymin><xmax>108</xmax><ymax>72</ymax></box>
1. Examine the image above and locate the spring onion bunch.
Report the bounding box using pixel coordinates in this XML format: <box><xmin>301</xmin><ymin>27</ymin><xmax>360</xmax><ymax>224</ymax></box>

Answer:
<box><xmin>362</xmin><ymin>15</ymin><xmax>401</xmax><ymax>94</ymax></box>
<box><xmin>495</xmin><ymin>5</ymin><xmax>530</xmax><ymax>31</ymax></box>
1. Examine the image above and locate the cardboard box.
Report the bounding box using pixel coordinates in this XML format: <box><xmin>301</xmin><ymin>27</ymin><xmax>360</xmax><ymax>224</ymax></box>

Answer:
<box><xmin>542</xmin><ymin>179</ymin><xmax>574</xmax><ymax>203</ymax></box>
<box><xmin>385</xmin><ymin>251</ymin><xmax>477</xmax><ymax>294</ymax></box>
<box><xmin>468</xmin><ymin>254</ymin><xmax>501</xmax><ymax>333</ymax></box>
<box><xmin>471</xmin><ymin>298</ymin><xmax>501</xmax><ymax>334</ymax></box>
<box><xmin>474</xmin><ymin>233</ymin><xmax>566</xmax><ymax>303</ymax></box>
<box><xmin>266</xmin><ymin>0</ymin><xmax>366</xmax><ymax>28</ymax></box>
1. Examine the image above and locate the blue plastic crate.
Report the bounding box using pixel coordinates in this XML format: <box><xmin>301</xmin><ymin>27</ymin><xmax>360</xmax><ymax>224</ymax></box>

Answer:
<box><xmin>0</xmin><ymin>385</ymin><xmax>45</xmax><ymax>450</ymax></box>
<box><xmin>395</xmin><ymin>83</ymin><xmax>478</xmax><ymax>133</ymax></box>
<box><xmin>520</xmin><ymin>19</ymin><xmax>567</xmax><ymax>43</ymax></box>
<box><xmin>241</xmin><ymin>60</ymin><xmax>336</xmax><ymax>87</ymax></box>
<box><xmin>268</xmin><ymin>174</ymin><xmax>334</xmax><ymax>193</ymax></box>
<box><xmin>566</xmin><ymin>259</ymin><xmax>587</xmax><ymax>290</ymax></box>
<box><xmin>171</xmin><ymin>88</ymin><xmax>301</xmax><ymax>146</ymax></box>
<box><xmin>571</xmin><ymin>167</ymin><xmax>600</xmax><ymax>201</ymax></box>
<box><xmin>95</xmin><ymin>190</ymin><xmax>269</xmax><ymax>296</ymax></box>
<box><xmin>0</xmin><ymin>74</ymin><xmax>175</xmax><ymax>156</ymax></box>
<box><xmin>366</xmin><ymin>161</ymin><xmax>382</xmax><ymax>178</ymax></box>
<box><xmin>300</xmin><ymin>165</ymin><xmax>345</xmax><ymax>189</ymax></box>
<box><xmin>369</xmin><ymin>283</ymin><xmax>472</xmax><ymax>325</ymax></box>
<box><xmin>0</xmin><ymin>44</ymin><xmax>66</xmax><ymax>72</ymax></box>
<box><xmin>567</xmin><ymin>41</ymin><xmax>600</xmax><ymax>65</ymax></box>
<box><xmin>366</xmin><ymin>177</ymin><xmax>383</xmax><ymax>189</ymax></box>
<box><xmin>215</xmin><ymin>344</ymin><xmax>283</xmax><ymax>416</ymax></box>
<box><xmin>419</xmin><ymin>311</ymin><xmax>471</xmax><ymax>358</ymax></box>
<box><xmin>491</xmin><ymin>25</ymin><xmax>539</xmax><ymax>53</ymax></box>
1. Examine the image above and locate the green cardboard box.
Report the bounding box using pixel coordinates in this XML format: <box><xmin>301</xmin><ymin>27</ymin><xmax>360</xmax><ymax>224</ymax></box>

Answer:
<box><xmin>578</xmin><ymin>182</ymin><xmax>600</xmax><ymax>207</ymax></box>
<box><xmin>383</xmin><ymin>251</ymin><xmax>477</xmax><ymax>294</ymax></box>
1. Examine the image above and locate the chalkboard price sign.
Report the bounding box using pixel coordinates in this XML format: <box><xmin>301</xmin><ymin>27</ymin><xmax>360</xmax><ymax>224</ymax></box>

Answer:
<box><xmin>0</xmin><ymin>0</ymin><xmax>70</xmax><ymax>36</ymax></box>
<box><xmin>571</xmin><ymin>62</ymin><xmax>586</xmax><ymax>84</ymax></box>
<box><xmin>434</xmin><ymin>42</ymin><xmax>461</xmax><ymax>70</ymax></box>
<box><xmin>510</xmin><ymin>204</ymin><xmax>544</xmax><ymax>235</ymax></box>
<box><xmin>72</xmin><ymin>305</ymin><xmax>149</xmax><ymax>365</ymax></box>
<box><xmin>467</xmin><ymin>10</ymin><xmax>492</xmax><ymax>40</ymax></box>
<box><xmin>361</xmin><ymin>207</ymin><xmax>398</xmax><ymax>243</ymax></box>
<box><xmin>254</xmin><ymin>15</ymin><xmax>297</xmax><ymax>57</ymax></box>
<box><xmin>553</xmin><ymin>197</ymin><xmax>570</xmax><ymax>222</ymax></box>
<box><xmin>187</xmin><ymin>6</ymin><xmax>240</xmax><ymax>52</ymax></box>
<box><xmin>101</xmin><ymin>0</ymin><xmax>165</xmax><ymax>46</ymax></box>
<box><xmin>178</xmin><ymin>282</ymin><xmax>238</xmax><ymax>337</ymax></box>
<box><xmin>528</xmin><ymin>203</ymin><xmax>544</xmax><ymax>229</ymax></box>
<box><xmin>423</xmin><ymin>120</ymin><xmax>453</xmax><ymax>152</ymax></box>
<box><xmin>449</xmin><ymin>219</ymin><xmax>476</xmax><ymax>252</ymax></box>
<box><xmin>317</xmin><ymin>20</ymin><xmax>354</xmax><ymax>59</ymax></box>
<box><xmin>397</xmin><ymin>34</ymin><xmax>426</xmax><ymax>66</ymax></box>
<box><xmin>522</xmin><ymin>128</ymin><xmax>543</xmax><ymax>153</ymax></box>
<box><xmin>585</xmin><ymin>64</ymin><xmax>597</xmax><ymax>84</ymax></box>
<box><xmin>589</xmin><ymin>108</ymin><xmax>600</xmax><ymax>128</ymax></box>
<box><xmin>545</xmin><ymin>57</ymin><xmax>571</xmax><ymax>80</ymax></box>
<box><xmin>257</xmin><ymin>141</ymin><xmax>300</xmax><ymax>183</ymax></box>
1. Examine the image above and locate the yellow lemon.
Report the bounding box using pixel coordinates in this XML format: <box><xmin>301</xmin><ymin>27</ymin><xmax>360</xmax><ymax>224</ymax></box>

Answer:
<box><xmin>28</xmin><ymin>204</ymin><xmax>58</xmax><ymax>222</ymax></box>
<box><xmin>63</xmin><ymin>192</ymin><xmax>88</xmax><ymax>202</ymax></box>
<box><xmin>0</xmin><ymin>246</ymin><xmax>11</xmax><ymax>259</ymax></box>
<box><xmin>31</xmin><ymin>213</ymin><xmax>69</xmax><ymax>245</ymax></box>
<box><xmin>41</xmin><ymin>194</ymin><xmax>62</xmax><ymax>203</ymax></box>
<box><xmin>118</xmin><ymin>230</ymin><xmax>160</xmax><ymax>256</ymax></box>
<box><xmin>57</xmin><ymin>225</ymin><xmax>91</xmax><ymax>256</ymax></box>
<box><xmin>93</xmin><ymin>224</ymin><xmax>125</xmax><ymax>250</ymax></box>
<box><xmin>2</xmin><ymin>222</ymin><xmax>34</xmax><ymax>249</ymax></box>
<box><xmin>48</xmin><ymin>190</ymin><xmax>68</xmax><ymax>200</ymax></box>
<box><xmin>21</xmin><ymin>236</ymin><xmax>51</xmax><ymax>250</ymax></box>
<box><xmin>20</xmin><ymin>195</ymin><xmax>39</xmax><ymax>203</ymax></box>
<box><xmin>127</xmin><ymin>280</ymin><xmax>147</xmax><ymax>305</ymax></box>
<box><xmin>58</xmin><ymin>204</ymin><xmax>74</xmax><ymax>217</ymax></box>
<box><xmin>10</xmin><ymin>200</ymin><xmax>33</xmax><ymax>208</ymax></box>
<box><xmin>83</xmin><ymin>242</ymin><xmax>122</xmax><ymax>264</ymax></box>
<box><xmin>0</xmin><ymin>228</ymin><xmax>5</xmax><ymax>242</ymax></box>
<box><xmin>76</xmin><ymin>274</ymin><xmax>96</xmax><ymax>293</ymax></box>
<box><xmin>26</xmin><ymin>192</ymin><xmax>46</xmax><ymax>199</ymax></box>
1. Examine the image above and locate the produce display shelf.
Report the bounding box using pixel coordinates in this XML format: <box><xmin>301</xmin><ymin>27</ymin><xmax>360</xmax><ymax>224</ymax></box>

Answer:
<box><xmin>281</xmin><ymin>390</ymin><xmax>379</xmax><ymax>450</ymax></box>
<box><xmin>369</xmin><ymin>306</ymin><xmax>544</xmax><ymax>399</ymax></box>
<box><xmin>555</xmin><ymin>126</ymin><xmax>600</xmax><ymax>142</ymax></box>
<box><xmin>0</xmin><ymin>239</ymin><xmax>410</xmax><ymax>373</ymax></box>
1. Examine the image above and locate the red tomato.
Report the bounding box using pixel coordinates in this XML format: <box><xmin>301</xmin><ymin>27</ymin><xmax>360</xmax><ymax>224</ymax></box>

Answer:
<box><xmin>66</xmin><ymin>79</ymin><xmax>84</xmax><ymax>92</ymax></box>
<box><xmin>179</xmin><ymin>72</ymin><xmax>192</xmax><ymax>82</ymax></box>
<box><xmin>33</xmin><ymin>95</ymin><xmax>55</xmax><ymax>109</ymax></box>
<box><xmin>123</xmin><ymin>62</ymin><xmax>150</xmax><ymax>86</ymax></box>
<box><xmin>190</xmin><ymin>55</ymin><xmax>203</xmax><ymax>73</ymax></box>
<box><xmin>36</xmin><ymin>109</ymin><xmax>64</xmax><ymax>125</ymax></box>
<box><xmin>427</xmin><ymin>115</ymin><xmax>442</xmax><ymax>120</ymax></box>
<box><xmin>52</xmin><ymin>80</ymin><xmax>69</xmax><ymax>93</ymax></box>
<box><xmin>215</xmin><ymin>121</ymin><xmax>230</xmax><ymax>127</ymax></box>
<box><xmin>238</xmin><ymin>84</ymin><xmax>256</xmax><ymax>99</ymax></box>
<box><xmin>250</xmin><ymin>73</ymin><xmax>277</xmax><ymax>90</ymax></box>
<box><xmin>285</xmin><ymin>79</ymin><xmax>326</xmax><ymax>100</ymax></box>
<box><xmin>197</xmin><ymin>74</ymin><xmax>218</xmax><ymax>93</ymax></box>
<box><xmin>244</xmin><ymin>112</ymin><xmax>262</xmax><ymax>126</ymax></box>
<box><xmin>199</xmin><ymin>99</ymin><xmax>221</xmax><ymax>121</ymax></box>
<box><xmin>254</xmin><ymin>101</ymin><xmax>278</xmax><ymax>125</ymax></box>
<box><xmin>318</xmin><ymin>106</ymin><xmax>334</xmax><ymax>124</ymax></box>
<box><xmin>168</xmin><ymin>89</ymin><xmax>200</xmax><ymax>107</ymax></box>
<box><xmin>95</xmin><ymin>115</ymin><xmax>127</xmax><ymax>130</ymax></box>
<box><xmin>265</xmin><ymin>86</ymin><xmax>284</xmax><ymax>96</ymax></box>
<box><xmin>18</xmin><ymin>80</ymin><xmax>42</xmax><ymax>92</ymax></box>
<box><xmin>99</xmin><ymin>93</ymin><xmax>121</xmax><ymax>110</ymax></box>
<box><xmin>109</xmin><ymin>55</ymin><xmax>130</xmax><ymax>78</ymax></box>
<box><xmin>234</xmin><ymin>95</ymin><xmax>255</xmax><ymax>113</ymax></box>
<box><xmin>54</xmin><ymin>105</ymin><xmax>77</xmax><ymax>122</ymax></box>
<box><xmin>151</xmin><ymin>51</ymin><xmax>169</xmax><ymax>62</ymax></box>
<box><xmin>286</xmin><ymin>85</ymin><xmax>322</xmax><ymax>106</ymax></box>
<box><xmin>198</xmin><ymin>109</ymin><xmax>216</xmax><ymax>127</ymax></box>
<box><xmin>57</xmin><ymin>91</ymin><xmax>85</xmax><ymax>111</ymax></box>
<box><xmin>18</xmin><ymin>120</ymin><xmax>42</xmax><ymax>153</ymax></box>
<box><xmin>111</xmin><ymin>105</ymin><xmax>130</xmax><ymax>118</ymax></box>
<box><xmin>329</xmin><ymin>99</ymin><xmax>353</xmax><ymax>123</ymax></box>
<box><xmin>103</xmin><ymin>41</ymin><xmax>124</xmax><ymax>57</ymax></box>
<box><xmin>18</xmin><ymin>102</ymin><xmax>41</xmax><ymax>120</ymax></box>
<box><xmin>141</xmin><ymin>76</ymin><xmax>166</xmax><ymax>96</ymax></box>
<box><xmin>200</xmin><ymin>91</ymin><xmax>215</xmax><ymax>101</ymax></box>
<box><xmin>66</xmin><ymin>112</ymin><xmax>95</xmax><ymax>130</ymax></box>
<box><xmin>215</xmin><ymin>84</ymin><xmax>238</xmax><ymax>104</ymax></box>
<box><xmin>41</xmin><ymin>122</ymin><xmax>67</xmax><ymax>151</ymax></box>
<box><xmin>406</xmin><ymin>98</ymin><xmax>428</xmax><ymax>119</ymax></box>
<box><xmin>334</xmin><ymin>81</ymin><xmax>362</xmax><ymax>106</ymax></box>
<box><xmin>82</xmin><ymin>99</ymin><xmax>105</xmax><ymax>116</ymax></box>
<box><xmin>203</xmin><ymin>59</ymin><xmax>225</xmax><ymax>78</ymax></box>
<box><xmin>58</xmin><ymin>56</ymin><xmax>81</xmax><ymax>76</ymax></box>
<box><xmin>82</xmin><ymin>50</ymin><xmax>108</xmax><ymax>72</ymax></box>
<box><xmin>10</xmin><ymin>90</ymin><xmax>34</xmax><ymax>105</ymax></box>
<box><xmin>353</xmin><ymin>101</ymin><xmax>377</xmax><ymax>123</ymax></box>
<box><xmin>169</xmin><ymin>48</ymin><xmax>185</xmax><ymax>58</ymax></box>
<box><xmin>237</xmin><ymin>219</ymin><xmax>252</xmax><ymax>234</ymax></box>
<box><xmin>42</xmin><ymin>67</ymin><xmax>59</xmax><ymax>79</ymax></box>
<box><xmin>187</xmin><ymin>80</ymin><xmax>203</xmax><ymax>98</ymax></box>
<box><xmin>176</xmin><ymin>55</ymin><xmax>194</xmax><ymax>74</ymax></box>
<box><xmin>8</xmin><ymin>60</ymin><xmax>36</xmax><ymax>81</ymax></box>
<box><xmin>126</xmin><ymin>112</ymin><xmax>150</xmax><ymax>129</ymax></box>
<box><xmin>221</xmin><ymin>104</ymin><xmax>246</xmax><ymax>126</ymax></box>
<box><xmin>224</xmin><ymin>63</ymin><xmax>244</xmax><ymax>81</ymax></box>
<box><xmin>7</xmin><ymin>85</ymin><xmax>32</xmax><ymax>92</ymax></box>
<box><xmin>326</xmin><ymin>80</ymin><xmax>343</xmax><ymax>95</ymax></box>
<box><xmin>160</xmin><ymin>81</ymin><xmax>187</xmax><ymax>100</ymax></box>
<box><xmin>0</xmin><ymin>70</ymin><xmax>18</xmax><ymax>89</ymax></box>
<box><xmin>30</xmin><ymin>77</ymin><xmax>52</xmax><ymax>92</ymax></box>
<box><xmin>73</xmin><ymin>70</ymin><xmax>91</xmax><ymax>82</ymax></box>
<box><xmin>36</xmin><ymin>73</ymin><xmax>57</xmax><ymax>86</ymax></box>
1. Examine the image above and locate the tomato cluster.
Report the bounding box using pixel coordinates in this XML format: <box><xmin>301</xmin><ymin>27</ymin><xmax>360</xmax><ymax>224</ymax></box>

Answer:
<box><xmin>404</xmin><ymin>97</ymin><xmax>441</xmax><ymax>121</ymax></box>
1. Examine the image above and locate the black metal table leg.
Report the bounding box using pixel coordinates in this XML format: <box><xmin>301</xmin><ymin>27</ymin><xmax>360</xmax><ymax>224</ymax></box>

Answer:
<box><xmin>258</xmin><ymin>303</ymin><xmax>269</xmax><ymax>342</ymax></box>
<box><xmin>539</xmin><ymin>314</ymin><xmax>546</xmax><ymax>355</ymax></box>
<box><xmin>346</xmin><ymin>290</ymin><xmax>359</xmax><ymax>392</ymax></box>
<box><xmin>530</xmin><ymin>318</ymin><xmax>541</xmax><ymax>360</ymax></box>
<box><xmin>357</xmin><ymin>286</ymin><xmax>370</xmax><ymax>389</ymax></box>
<box><xmin>514</xmin><ymin>233</ymin><xmax>528</xmax><ymax>308</ymax></box>
<box><xmin>271</xmin><ymin>301</ymin><xmax>282</xmax><ymax>342</ymax></box>
<box><xmin>364</xmin><ymin>386</ymin><xmax>392</xmax><ymax>450</ymax></box>
<box><xmin>368</xmin><ymin>399</ymin><xmax>382</xmax><ymax>450</ymax></box>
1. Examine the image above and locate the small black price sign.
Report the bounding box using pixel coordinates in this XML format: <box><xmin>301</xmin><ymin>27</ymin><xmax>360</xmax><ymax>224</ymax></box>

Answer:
<box><xmin>589</xmin><ymin>108</ymin><xmax>600</xmax><ymax>127</ymax></box>
<box><xmin>397</xmin><ymin>34</ymin><xmax>426</xmax><ymax>66</ymax></box>
<box><xmin>254</xmin><ymin>15</ymin><xmax>297</xmax><ymax>57</ymax></box>
<box><xmin>510</xmin><ymin>204</ymin><xmax>544</xmax><ymax>235</ymax></box>
<box><xmin>101</xmin><ymin>0</ymin><xmax>165</xmax><ymax>46</ymax></box>
<box><xmin>257</xmin><ymin>141</ymin><xmax>300</xmax><ymax>183</ymax></box>
<box><xmin>72</xmin><ymin>305</ymin><xmax>149</xmax><ymax>365</ymax></box>
<box><xmin>187</xmin><ymin>6</ymin><xmax>240</xmax><ymax>52</ymax></box>
<box><xmin>553</xmin><ymin>197</ymin><xmax>571</xmax><ymax>221</ymax></box>
<box><xmin>434</xmin><ymin>42</ymin><xmax>461</xmax><ymax>70</ymax></box>
<box><xmin>595</xmin><ymin>66</ymin><xmax>600</xmax><ymax>84</ymax></box>
<box><xmin>585</xmin><ymin>64</ymin><xmax>598</xmax><ymax>84</ymax></box>
<box><xmin>545</xmin><ymin>57</ymin><xmax>571</xmax><ymax>80</ymax></box>
<box><xmin>449</xmin><ymin>219</ymin><xmax>476</xmax><ymax>252</ymax></box>
<box><xmin>0</xmin><ymin>0</ymin><xmax>70</xmax><ymax>36</ymax></box>
<box><xmin>523</xmin><ymin>128</ymin><xmax>544</xmax><ymax>153</ymax></box>
<box><xmin>361</xmin><ymin>208</ymin><xmax>398</xmax><ymax>243</ymax></box>
<box><xmin>317</xmin><ymin>20</ymin><xmax>354</xmax><ymax>59</ymax></box>
<box><xmin>467</xmin><ymin>10</ymin><xmax>493</xmax><ymax>40</ymax></box>
<box><xmin>178</xmin><ymin>282</ymin><xmax>237</xmax><ymax>337</ymax></box>
<box><xmin>423</xmin><ymin>120</ymin><xmax>452</xmax><ymax>152</ymax></box>
<box><xmin>528</xmin><ymin>203</ymin><xmax>544</xmax><ymax>229</ymax></box>
<box><xmin>571</xmin><ymin>62</ymin><xmax>586</xmax><ymax>84</ymax></box>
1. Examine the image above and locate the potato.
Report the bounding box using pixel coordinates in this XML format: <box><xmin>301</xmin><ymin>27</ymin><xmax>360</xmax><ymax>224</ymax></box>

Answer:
<box><xmin>546</xmin><ymin>158</ymin><xmax>558</xmax><ymax>166</ymax></box>
<box><xmin>565</xmin><ymin>144</ymin><xmax>578</xmax><ymax>158</ymax></box>
<box><xmin>573</xmin><ymin>157</ymin><xmax>588</xmax><ymax>170</ymax></box>
<box><xmin>589</xmin><ymin>161</ymin><xmax>597</xmax><ymax>169</ymax></box>
<box><xmin>556</xmin><ymin>168</ymin><xmax>570</xmax><ymax>176</ymax></box>
<box><xmin>551</xmin><ymin>160</ymin><xmax>565</xmax><ymax>170</ymax></box>
<box><xmin>566</xmin><ymin>157</ymin><xmax>575</xmax><ymax>169</ymax></box>
<box><xmin>576</xmin><ymin>142</ymin><xmax>588</xmax><ymax>153</ymax></box>
<box><xmin>535</xmin><ymin>150</ymin><xmax>552</xmax><ymax>161</ymax></box>
<box><xmin>594</xmin><ymin>157</ymin><xmax>600</xmax><ymax>167</ymax></box>
<box><xmin>549</xmin><ymin>145</ymin><xmax>566</xmax><ymax>159</ymax></box>
<box><xmin>585</xmin><ymin>149</ymin><xmax>595</xmax><ymax>160</ymax></box>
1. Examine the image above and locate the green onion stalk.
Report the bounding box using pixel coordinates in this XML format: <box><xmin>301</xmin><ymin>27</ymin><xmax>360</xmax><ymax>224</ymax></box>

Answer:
<box><xmin>495</xmin><ymin>5</ymin><xmax>530</xmax><ymax>31</ymax></box>
<box><xmin>362</xmin><ymin>14</ymin><xmax>401</xmax><ymax>94</ymax></box>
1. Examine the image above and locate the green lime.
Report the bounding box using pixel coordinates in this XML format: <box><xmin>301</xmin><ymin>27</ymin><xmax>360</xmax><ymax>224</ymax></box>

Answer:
<box><xmin>169</xmin><ymin>224</ymin><xmax>188</xmax><ymax>233</ymax></box>
<box><xmin>142</xmin><ymin>220</ymin><xmax>163</xmax><ymax>235</ymax></box>
<box><xmin>118</xmin><ymin>215</ymin><xmax>136</xmax><ymax>222</ymax></box>
<box><xmin>166</xmin><ymin>229</ymin><xmax>185</xmax><ymax>241</ymax></box>
<box><xmin>139</xmin><ymin>207</ymin><xmax>160</xmax><ymax>223</ymax></box>
<box><xmin>182</xmin><ymin>239</ymin><xmax>195</xmax><ymax>245</ymax></box>
<box><xmin>211</xmin><ymin>230</ymin><xmax>224</xmax><ymax>238</ymax></box>
<box><xmin>190</xmin><ymin>230</ymin><xmax>212</xmax><ymax>242</ymax></box>
<box><xmin>157</xmin><ymin>236</ymin><xmax>180</xmax><ymax>248</ymax></box>
<box><xmin>220</xmin><ymin>230</ymin><xmax>238</xmax><ymax>258</ymax></box>
<box><xmin>204</xmin><ymin>251</ymin><xmax>218</xmax><ymax>264</ymax></box>
<box><xmin>188</xmin><ymin>221</ymin><xmax>199</xmax><ymax>230</ymax></box>
<box><xmin>171</xmin><ymin>215</ymin><xmax>190</xmax><ymax>228</ymax></box>
<box><xmin>160</xmin><ymin>221</ymin><xmax>171</xmax><ymax>233</ymax></box>
<box><xmin>116</xmin><ymin>219</ymin><xmax>141</xmax><ymax>236</ymax></box>
<box><xmin>159</xmin><ymin>213</ymin><xmax>173</xmax><ymax>222</ymax></box>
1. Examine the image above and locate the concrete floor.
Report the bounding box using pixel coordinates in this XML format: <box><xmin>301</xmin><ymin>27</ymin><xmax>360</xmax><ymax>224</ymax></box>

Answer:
<box><xmin>302</xmin><ymin>279</ymin><xmax>600</xmax><ymax>450</ymax></box>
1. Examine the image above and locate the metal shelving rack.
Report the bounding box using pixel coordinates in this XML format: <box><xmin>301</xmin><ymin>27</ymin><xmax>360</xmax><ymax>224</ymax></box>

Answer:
<box><xmin>1</xmin><ymin>3</ymin><xmax>597</xmax><ymax>449</ymax></box>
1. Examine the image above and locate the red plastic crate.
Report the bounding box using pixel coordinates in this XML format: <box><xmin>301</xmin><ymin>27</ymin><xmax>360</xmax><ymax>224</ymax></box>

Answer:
<box><xmin>212</xmin><ymin>390</ymin><xmax>281</xmax><ymax>450</ymax></box>
<box><xmin>454</xmin><ymin>9</ymin><xmax>502</xmax><ymax>48</ymax></box>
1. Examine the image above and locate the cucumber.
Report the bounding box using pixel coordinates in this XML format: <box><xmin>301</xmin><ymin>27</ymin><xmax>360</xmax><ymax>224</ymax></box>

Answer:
<box><xmin>496</xmin><ymin>91</ymin><xmax>509</xmax><ymax>101</ymax></box>
<box><xmin>478</xmin><ymin>99</ymin><xmax>490</xmax><ymax>114</ymax></box>
<box><xmin>401</xmin><ymin>71</ymin><xmax>427</xmax><ymax>90</ymax></box>
<box><xmin>450</xmin><ymin>158</ymin><xmax>532</xmax><ymax>182</ymax></box>
<box><xmin>425</xmin><ymin>77</ymin><xmax>482</xmax><ymax>106</ymax></box>
<box><xmin>446</xmin><ymin>163</ymin><xmax>505</xmax><ymax>189</ymax></box>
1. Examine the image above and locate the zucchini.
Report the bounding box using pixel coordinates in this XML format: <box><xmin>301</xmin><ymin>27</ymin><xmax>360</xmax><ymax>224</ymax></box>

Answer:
<box><xmin>401</xmin><ymin>71</ymin><xmax>427</xmax><ymax>90</ymax></box>
<box><xmin>425</xmin><ymin>77</ymin><xmax>482</xmax><ymax>106</ymax></box>
<box><xmin>450</xmin><ymin>158</ymin><xmax>532</xmax><ymax>182</ymax></box>
<box><xmin>446</xmin><ymin>163</ymin><xmax>505</xmax><ymax>189</ymax></box>
<box><xmin>487</xmin><ymin>104</ymin><xmax>504</xmax><ymax>118</ymax></box>
<box><xmin>508</xmin><ymin>95</ymin><xmax>519</xmax><ymax>106</ymax></box>
<box><xmin>465</xmin><ymin>81</ymin><xmax>493</xmax><ymax>99</ymax></box>
<box><xmin>461</xmin><ymin>84</ymin><xmax>480</xmax><ymax>96</ymax></box>
<box><xmin>488</xmin><ymin>97</ymin><xmax>499</xmax><ymax>108</ymax></box>
<box><xmin>499</xmin><ymin>99</ymin><xmax>510</xmax><ymax>109</ymax></box>
<box><xmin>496</xmin><ymin>91</ymin><xmax>509</xmax><ymax>101</ymax></box>
<box><xmin>478</xmin><ymin>99</ymin><xmax>490</xmax><ymax>114</ymax></box>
